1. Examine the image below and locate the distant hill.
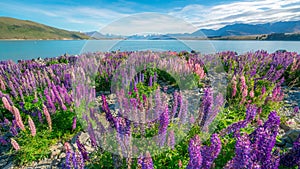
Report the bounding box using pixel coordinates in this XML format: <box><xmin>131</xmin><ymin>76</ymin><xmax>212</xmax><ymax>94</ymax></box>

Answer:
<box><xmin>0</xmin><ymin>17</ymin><xmax>89</xmax><ymax>40</ymax></box>
<box><xmin>193</xmin><ymin>21</ymin><xmax>300</xmax><ymax>37</ymax></box>
<box><xmin>85</xmin><ymin>31</ymin><xmax>123</xmax><ymax>39</ymax></box>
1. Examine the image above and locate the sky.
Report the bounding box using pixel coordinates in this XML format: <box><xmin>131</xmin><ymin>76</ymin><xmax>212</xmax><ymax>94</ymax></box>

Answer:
<box><xmin>1</xmin><ymin>0</ymin><xmax>300</xmax><ymax>35</ymax></box>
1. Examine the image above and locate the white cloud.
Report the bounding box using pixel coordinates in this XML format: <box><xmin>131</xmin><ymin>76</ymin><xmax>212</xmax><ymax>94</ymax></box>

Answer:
<box><xmin>1</xmin><ymin>0</ymin><xmax>300</xmax><ymax>32</ymax></box>
<box><xmin>168</xmin><ymin>0</ymin><xmax>300</xmax><ymax>29</ymax></box>
<box><xmin>100</xmin><ymin>13</ymin><xmax>197</xmax><ymax>35</ymax></box>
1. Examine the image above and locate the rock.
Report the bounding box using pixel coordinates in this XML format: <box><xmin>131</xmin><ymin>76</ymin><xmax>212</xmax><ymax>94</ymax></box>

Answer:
<box><xmin>0</xmin><ymin>155</ymin><xmax>11</xmax><ymax>168</ymax></box>
<box><xmin>282</xmin><ymin>129</ymin><xmax>300</xmax><ymax>145</ymax></box>
<box><xmin>3</xmin><ymin>161</ymin><xmax>13</xmax><ymax>169</ymax></box>
<box><xmin>285</xmin><ymin>119</ymin><xmax>299</xmax><ymax>129</ymax></box>
<box><xmin>59</xmin><ymin>153</ymin><xmax>66</xmax><ymax>159</ymax></box>
<box><xmin>49</xmin><ymin>143</ymin><xmax>63</xmax><ymax>159</ymax></box>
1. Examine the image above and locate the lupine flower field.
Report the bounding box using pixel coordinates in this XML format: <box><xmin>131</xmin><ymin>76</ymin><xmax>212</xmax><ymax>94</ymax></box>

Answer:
<box><xmin>0</xmin><ymin>50</ymin><xmax>300</xmax><ymax>169</ymax></box>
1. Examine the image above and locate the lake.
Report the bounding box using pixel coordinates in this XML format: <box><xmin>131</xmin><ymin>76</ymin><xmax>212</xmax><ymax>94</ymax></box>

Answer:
<box><xmin>1</xmin><ymin>40</ymin><xmax>300</xmax><ymax>62</ymax></box>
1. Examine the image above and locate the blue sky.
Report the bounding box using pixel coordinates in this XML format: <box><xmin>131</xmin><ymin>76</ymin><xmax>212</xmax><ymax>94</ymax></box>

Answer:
<box><xmin>1</xmin><ymin>0</ymin><xmax>300</xmax><ymax>34</ymax></box>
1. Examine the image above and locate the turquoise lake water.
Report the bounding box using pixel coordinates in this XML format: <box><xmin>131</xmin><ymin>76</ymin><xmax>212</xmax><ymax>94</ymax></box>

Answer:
<box><xmin>1</xmin><ymin>40</ymin><xmax>300</xmax><ymax>61</ymax></box>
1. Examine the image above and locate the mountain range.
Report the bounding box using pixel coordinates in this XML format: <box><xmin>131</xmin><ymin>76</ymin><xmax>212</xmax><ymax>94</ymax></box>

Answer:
<box><xmin>86</xmin><ymin>20</ymin><xmax>300</xmax><ymax>40</ymax></box>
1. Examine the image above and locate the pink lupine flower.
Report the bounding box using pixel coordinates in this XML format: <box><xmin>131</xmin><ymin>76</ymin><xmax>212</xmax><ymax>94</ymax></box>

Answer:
<box><xmin>28</xmin><ymin>116</ymin><xmax>36</xmax><ymax>136</ymax></box>
<box><xmin>231</xmin><ymin>76</ymin><xmax>237</xmax><ymax>97</ymax></box>
<box><xmin>64</xmin><ymin>142</ymin><xmax>73</xmax><ymax>153</ymax></box>
<box><xmin>43</xmin><ymin>104</ymin><xmax>52</xmax><ymax>131</ymax></box>
<box><xmin>240</xmin><ymin>75</ymin><xmax>248</xmax><ymax>103</ymax></box>
<box><xmin>0</xmin><ymin>77</ymin><xmax>6</xmax><ymax>91</ymax></box>
<box><xmin>2</xmin><ymin>97</ymin><xmax>12</xmax><ymax>113</ymax></box>
<box><xmin>12</xmin><ymin>106</ymin><xmax>25</xmax><ymax>131</ymax></box>
<box><xmin>178</xmin><ymin>159</ymin><xmax>182</xmax><ymax>168</ymax></box>
<box><xmin>250</xmin><ymin>89</ymin><xmax>254</xmax><ymax>98</ymax></box>
<box><xmin>11</xmin><ymin>138</ymin><xmax>20</xmax><ymax>151</ymax></box>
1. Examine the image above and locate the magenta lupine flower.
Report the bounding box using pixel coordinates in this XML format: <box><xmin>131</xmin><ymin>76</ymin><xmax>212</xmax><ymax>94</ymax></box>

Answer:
<box><xmin>12</xmin><ymin>106</ymin><xmax>25</xmax><ymax>131</ymax></box>
<box><xmin>10</xmin><ymin>138</ymin><xmax>20</xmax><ymax>151</ymax></box>
<box><xmin>72</xmin><ymin>116</ymin><xmax>77</xmax><ymax>130</ymax></box>
<box><xmin>28</xmin><ymin>116</ymin><xmax>36</xmax><ymax>136</ymax></box>
<box><xmin>43</xmin><ymin>104</ymin><xmax>52</xmax><ymax>131</ymax></box>
<box><xmin>187</xmin><ymin>134</ymin><xmax>202</xmax><ymax>169</ymax></box>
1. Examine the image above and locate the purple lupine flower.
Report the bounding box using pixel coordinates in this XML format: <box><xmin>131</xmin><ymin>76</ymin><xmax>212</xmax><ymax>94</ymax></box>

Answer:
<box><xmin>10</xmin><ymin>120</ymin><xmax>18</xmax><ymax>136</ymax></box>
<box><xmin>200</xmin><ymin>88</ymin><xmax>213</xmax><ymax>128</ymax></box>
<box><xmin>294</xmin><ymin>106</ymin><xmax>299</xmax><ymax>114</ymax></box>
<box><xmin>65</xmin><ymin>150</ymin><xmax>72</xmax><ymax>169</ymax></box>
<box><xmin>190</xmin><ymin>114</ymin><xmax>195</xmax><ymax>124</ymax></box>
<box><xmin>187</xmin><ymin>134</ymin><xmax>202</xmax><ymax>169</ymax></box>
<box><xmin>178</xmin><ymin>99</ymin><xmax>188</xmax><ymax>125</ymax></box>
<box><xmin>143</xmin><ymin>151</ymin><xmax>154</xmax><ymax>169</ymax></box>
<box><xmin>72</xmin><ymin>151</ymin><xmax>77</xmax><ymax>168</ymax></box>
<box><xmin>280</xmin><ymin>134</ymin><xmax>300</xmax><ymax>168</ymax></box>
<box><xmin>37</xmin><ymin>110</ymin><xmax>43</xmax><ymax>124</ymax></box>
<box><xmin>201</xmin><ymin>134</ymin><xmax>221</xmax><ymax>169</ymax></box>
<box><xmin>220</xmin><ymin>104</ymin><xmax>257</xmax><ymax>136</ymax></box>
<box><xmin>158</xmin><ymin>105</ymin><xmax>169</xmax><ymax>147</ymax></box>
<box><xmin>87</xmin><ymin>122</ymin><xmax>97</xmax><ymax>147</ymax></box>
<box><xmin>225</xmin><ymin>133</ymin><xmax>251</xmax><ymax>169</ymax></box>
<box><xmin>172</xmin><ymin>91</ymin><xmax>178</xmax><ymax>119</ymax></box>
<box><xmin>0</xmin><ymin>136</ymin><xmax>8</xmax><ymax>145</ymax></box>
<box><xmin>149</xmin><ymin>76</ymin><xmax>153</xmax><ymax>87</ymax></box>
<box><xmin>245</xmin><ymin>104</ymin><xmax>258</xmax><ymax>122</ymax></box>
<box><xmin>167</xmin><ymin>130</ymin><xmax>175</xmax><ymax>149</ymax></box>
<box><xmin>141</xmin><ymin>73</ymin><xmax>144</xmax><ymax>82</ymax></box>
<box><xmin>76</xmin><ymin>138</ymin><xmax>89</xmax><ymax>161</ymax></box>
<box><xmin>137</xmin><ymin>154</ymin><xmax>143</xmax><ymax>168</ymax></box>
<box><xmin>102</xmin><ymin>95</ymin><xmax>116</xmax><ymax>127</ymax></box>
<box><xmin>249</xmin><ymin>111</ymin><xmax>280</xmax><ymax>168</ymax></box>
